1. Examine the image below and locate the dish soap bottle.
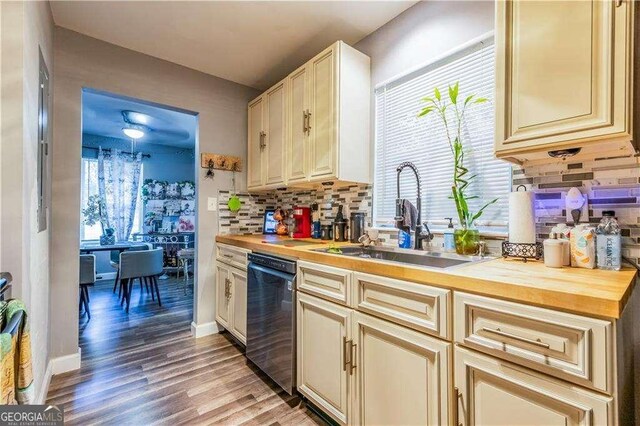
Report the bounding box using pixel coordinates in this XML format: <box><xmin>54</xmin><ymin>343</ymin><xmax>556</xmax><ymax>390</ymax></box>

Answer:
<box><xmin>443</xmin><ymin>218</ymin><xmax>455</xmax><ymax>252</ymax></box>
<box><xmin>596</xmin><ymin>210</ymin><xmax>621</xmax><ymax>271</ymax></box>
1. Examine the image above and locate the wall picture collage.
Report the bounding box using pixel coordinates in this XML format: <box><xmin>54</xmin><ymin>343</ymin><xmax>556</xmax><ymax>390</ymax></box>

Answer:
<box><xmin>142</xmin><ymin>179</ymin><xmax>196</xmax><ymax>233</ymax></box>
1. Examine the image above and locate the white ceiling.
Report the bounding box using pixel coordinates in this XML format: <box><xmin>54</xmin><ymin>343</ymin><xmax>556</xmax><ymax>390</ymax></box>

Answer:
<box><xmin>82</xmin><ymin>89</ymin><xmax>197</xmax><ymax>148</ymax></box>
<box><xmin>50</xmin><ymin>1</ymin><xmax>417</xmax><ymax>90</ymax></box>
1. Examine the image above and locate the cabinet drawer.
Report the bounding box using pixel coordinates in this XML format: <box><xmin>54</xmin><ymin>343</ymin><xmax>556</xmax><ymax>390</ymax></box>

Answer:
<box><xmin>454</xmin><ymin>292</ymin><xmax>613</xmax><ymax>393</ymax></box>
<box><xmin>297</xmin><ymin>261</ymin><xmax>352</xmax><ymax>306</ymax></box>
<box><xmin>353</xmin><ymin>273</ymin><xmax>450</xmax><ymax>340</ymax></box>
<box><xmin>216</xmin><ymin>243</ymin><xmax>250</xmax><ymax>270</ymax></box>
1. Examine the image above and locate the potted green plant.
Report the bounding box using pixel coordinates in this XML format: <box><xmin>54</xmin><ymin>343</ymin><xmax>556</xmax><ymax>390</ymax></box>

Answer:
<box><xmin>418</xmin><ymin>82</ymin><xmax>497</xmax><ymax>255</ymax></box>
<box><xmin>82</xmin><ymin>195</ymin><xmax>115</xmax><ymax>245</ymax></box>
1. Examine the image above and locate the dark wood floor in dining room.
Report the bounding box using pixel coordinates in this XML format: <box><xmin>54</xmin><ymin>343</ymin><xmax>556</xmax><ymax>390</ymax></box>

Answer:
<box><xmin>46</xmin><ymin>275</ymin><xmax>323</xmax><ymax>426</ymax></box>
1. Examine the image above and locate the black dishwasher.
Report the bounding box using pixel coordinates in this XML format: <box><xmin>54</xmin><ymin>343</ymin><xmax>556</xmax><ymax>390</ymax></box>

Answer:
<box><xmin>246</xmin><ymin>252</ymin><xmax>296</xmax><ymax>395</ymax></box>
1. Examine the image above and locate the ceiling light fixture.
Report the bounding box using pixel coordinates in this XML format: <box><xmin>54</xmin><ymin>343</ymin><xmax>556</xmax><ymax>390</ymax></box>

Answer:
<box><xmin>122</xmin><ymin>126</ymin><xmax>145</xmax><ymax>139</ymax></box>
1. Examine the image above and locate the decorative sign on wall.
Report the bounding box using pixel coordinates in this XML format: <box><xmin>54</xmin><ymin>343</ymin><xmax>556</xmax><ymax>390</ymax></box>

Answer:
<box><xmin>200</xmin><ymin>153</ymin><xmax>242</xmax><ymax>172</ymax></box>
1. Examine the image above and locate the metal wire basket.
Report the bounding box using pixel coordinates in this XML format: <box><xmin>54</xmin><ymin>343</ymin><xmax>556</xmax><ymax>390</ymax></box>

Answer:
<box><xmin>501</xmin><ymin>242</ymin><xmax>543</xmax><ymax>262</ymax></box>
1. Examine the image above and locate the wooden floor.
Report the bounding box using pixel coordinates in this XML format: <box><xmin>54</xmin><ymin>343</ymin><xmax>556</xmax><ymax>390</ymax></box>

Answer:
<box><xmin>46</xmin><ymin>275</ymin><xmax>323</xmax><ymax>426</ymax></box>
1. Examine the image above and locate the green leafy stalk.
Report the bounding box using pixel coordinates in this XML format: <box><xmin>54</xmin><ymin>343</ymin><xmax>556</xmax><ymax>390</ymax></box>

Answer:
<box><xmin>417</xmin><ymin>82</ymin><xmax>494</xmax><ymax>229</ymax></box>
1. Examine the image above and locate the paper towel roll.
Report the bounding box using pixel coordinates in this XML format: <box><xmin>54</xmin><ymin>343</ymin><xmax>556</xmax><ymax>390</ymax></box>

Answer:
<box><xmin>508</xmin><ymin>191</ymin><xmax>536</xmax><ymax>244</ymax></box>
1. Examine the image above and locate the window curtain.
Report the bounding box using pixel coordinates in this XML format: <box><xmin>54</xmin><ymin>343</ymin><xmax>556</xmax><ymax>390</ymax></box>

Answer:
<box><xmin>97</xmin><ymin>148</ymin><xmax>142</xmax><ymax>242</ymax></box>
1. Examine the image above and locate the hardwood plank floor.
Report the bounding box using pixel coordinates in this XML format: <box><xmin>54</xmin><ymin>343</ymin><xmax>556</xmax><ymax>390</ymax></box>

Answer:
<box><xmin>47</xmin><ymin>276</ymin><xmax>323</xmax><ymax>425</ymax></box>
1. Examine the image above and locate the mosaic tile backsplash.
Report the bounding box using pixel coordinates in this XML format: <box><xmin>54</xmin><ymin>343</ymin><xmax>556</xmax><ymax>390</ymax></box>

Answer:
<box><xmin>218</xmin><ymin>184</ymin><xmax>373</xmax><ymax>235</ymax></box>
<box><xmin>218</xmin><ymin>154</ymin><xmax>639</xmax><ymax>263</ymax></box>
<box><xmin>515</xmin><ymin>155</ymin><xmax>640</xmax><ymax>265</ymax></box>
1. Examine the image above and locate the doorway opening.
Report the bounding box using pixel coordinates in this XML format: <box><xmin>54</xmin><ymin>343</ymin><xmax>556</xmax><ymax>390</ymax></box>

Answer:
<box><xmin>78</xmin><ymin>88</ymin><xmax>198</xmax><ymax>354</ymax></box>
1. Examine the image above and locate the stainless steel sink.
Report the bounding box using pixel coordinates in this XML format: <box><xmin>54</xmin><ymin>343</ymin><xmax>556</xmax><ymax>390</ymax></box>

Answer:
<box><xmin>313</xmin><ymin>245</ymin><xmax>491</xmax><ymax>269</ymax></box>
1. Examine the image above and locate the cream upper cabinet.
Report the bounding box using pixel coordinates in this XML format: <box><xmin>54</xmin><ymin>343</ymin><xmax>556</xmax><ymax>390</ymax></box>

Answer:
<box><xmin>351</xmin><ymin>311</ymin><xmax>451</xmax><ymax>426</ymax></box>
<box><xmin>247</xmin><ymin>96</ymin><xmax>265</xmax><ymax>189</ymax></box>
<box><xmin>248</xmin><ymin>41</ymin><xmax>371</xmax><ymax>190</ymax></box>
<box><xmin>296</xmin><ymin>291</ymin><xmax>351</xmax><ymax>425</ymax></box>
<box><xmin>287</xmin><ymin>65</ymin><xmax>309</xmax><ymax>184</ymax></box>
<box><xmin>495</xmin><ymin>0</ymin><xmax>635</xmax><ymax>163</ymax></box>
<box><xmin>454</xmin><ymin>346</ymin><xmax>613</xmax><ymax>426</ymax></box>
<box><xmin>308</xmin><ymin>45</ymin><xmax>337</xmax><ymax>179</ymax></box>
<box><xmin>264</xmin><ymin>81</ymin><xmax>286</xmax><ymax>187</ymax></box>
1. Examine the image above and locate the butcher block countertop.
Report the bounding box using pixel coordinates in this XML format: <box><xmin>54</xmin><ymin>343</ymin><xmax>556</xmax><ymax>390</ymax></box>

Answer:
<box><xmin>216</xmin><ymin>234</ymin><xmax>638</xmax><ymax>319</ymax></box>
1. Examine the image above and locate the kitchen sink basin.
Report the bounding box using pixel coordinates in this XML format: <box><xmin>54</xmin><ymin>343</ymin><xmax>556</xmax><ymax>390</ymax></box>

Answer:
<box><xmin>313</xmin><ymin>245</ymin><xmax>491</xmax><ymax>269</ymax></box>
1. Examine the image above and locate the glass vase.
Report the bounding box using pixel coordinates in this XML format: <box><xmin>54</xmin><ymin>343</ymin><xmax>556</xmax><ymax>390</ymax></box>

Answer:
<box><xmin>454</xmin><ymin>227</ymin><xmax>480</xmax><ymax>255</ymax></box>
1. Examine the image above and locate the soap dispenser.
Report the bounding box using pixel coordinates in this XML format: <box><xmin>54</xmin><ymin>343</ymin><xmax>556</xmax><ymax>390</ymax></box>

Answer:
<box><xmin>444</xmin><ymin>218</ymin><xmax>455</xmax><ymax>252</ymax></box>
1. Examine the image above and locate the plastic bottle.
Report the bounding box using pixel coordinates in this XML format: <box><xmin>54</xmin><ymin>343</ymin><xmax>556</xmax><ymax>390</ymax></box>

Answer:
<box><xmin>443</xmin><ymin>218</ymin><xmax>455</xmax><ymax>253</ymax></box>
<box><xmin>398</xmin><ymin>229</ymin><xmax>411</xmax><ymax>248</ymax></box>
<box><xmin>595</xmin><ymin>210</ymin><xmax>622</xmax><ymax>271</ymax></box>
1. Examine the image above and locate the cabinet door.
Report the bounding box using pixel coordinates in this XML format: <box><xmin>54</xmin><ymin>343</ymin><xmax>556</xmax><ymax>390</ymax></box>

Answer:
<box><xmin>308</xmin><ymin>45</ymin><xmax>337</xmax><ymax>180</ymax></box>
<box><xmin>297</xmin><ymin>292</ymin><xmax>351</xmax><ymax>425</ymax></box>
<box><xmin>229</xmin><ymin>266</ymin><xmax>247</xmax><ymax>344</ymax></box>
<box><xmin>215</xmin><ymin>262</ymin><xmax>231</xmax><ymax>329</ymax></box>
<box><xmin>454</xmin><ymin>346</ymin><xmax>613</xmax><ymax>426</ymax></box>
<box><xmin>247</xmin><ymin>96</ymin><xmax>264</xmax><ymax>189</ymax></box>
<box><xmin>495</xmin><ymin>0</ymin><xmax>633</xmax><ymax>154</ymax></box>
<box><xmin>287</xmin><ymin>65</ymin><xmax>309</xmax><ymax>183</ymax></box>
<box><xmin>351</xmin><ymin>312</ymin><xmax>451</xmax><ymax>426</ymax></box>
<box><xmin>264</xmin><ymin>81</ymin><xmax>286</xmax><ymax>186</ymax></box>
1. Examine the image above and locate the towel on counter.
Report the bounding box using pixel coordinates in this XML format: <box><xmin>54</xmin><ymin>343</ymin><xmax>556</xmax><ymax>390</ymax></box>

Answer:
<box><xmin>0</xmin><ymin>300</ymin><xmax>34</xmax><ymax>405</ymax></box>
<box><xmin>401</xmin><ymin>199</ymin><xmax>418</xmax><ymax>231</ymax></box>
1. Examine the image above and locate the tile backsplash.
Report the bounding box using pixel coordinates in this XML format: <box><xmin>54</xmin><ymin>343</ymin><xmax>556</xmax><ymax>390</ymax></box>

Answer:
<box><xmin>218</xmin><ymin>154</ymin><xmax>639</xmax><ymax>263</ymax></box>
<box><xmin>516</xmin><ymin>155</ymin><xmax>640</xmax><ymax>264</ymax></box>
<box><xmin>217</xmin><ymin>184</ymin><xmax>372</xmax><ymax>235</ymax></box>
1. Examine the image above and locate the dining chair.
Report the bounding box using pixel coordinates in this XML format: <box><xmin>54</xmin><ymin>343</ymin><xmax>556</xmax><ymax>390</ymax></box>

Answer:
<box><xmin>119</xmin><ymin>248</ymin><xmax>164</xmax><ymax>313</ymax></box>
<box><xmin>177</xmin><ymin>248</ymin><xmax>195</xmax><ymax>295</ymax></box>
<box><xmin>79</xmin><ymin>254</ymin><xmax>96</xmax><ymax>319</ymax></box>
<box><xmin>111</xmin><ymin>243</ymin><xmax>153</xmax><ymax>295</ymax></box>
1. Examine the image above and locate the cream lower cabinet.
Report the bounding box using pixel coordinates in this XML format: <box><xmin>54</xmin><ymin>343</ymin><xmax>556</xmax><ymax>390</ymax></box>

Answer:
<box><xmin>229</xmin><ymin>267</ymin><xmax>247</xmax><ymax>342</ymax></box>
<box><xmin>297</xmin><ymin>291</ymin><xmax>351</xmax><ymax>424</ymax></box>
<box><xmin>351</xmin><ymin>311</ymin><xmax>451</xmax><ymax>426</ymax></box>
<box><xmin>215</xmin><ymin>261</ymin><xmax>248</xmax><ymax>344</ymax></box>
<box><xmin>454</xmin><ymin>346</ymin><xmax>613</xmax><ymax>426</ymax></box>
<box><xmin>215</xmin><ymin>262</ymin><xmax>232</xmax><ymax>330</ymax></box>
<box><xmin>215</xmin><ymin>244</ymin><xmax>249</xmax><ymax>344</ymax></box>
<box><xmin>296</xmin><ymin>287</ymin><xmax>451</xmax><ymax>425</ymax></box>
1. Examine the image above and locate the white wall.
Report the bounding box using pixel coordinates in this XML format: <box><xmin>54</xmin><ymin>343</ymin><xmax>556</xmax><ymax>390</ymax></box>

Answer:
<box><xmin>0</xmin><ymin>0</ymin><xmax>54</xmax><ymax>402</ymax></box>
<box><xmin>354</xmin><ymin>0</ymin><xmax>494</xmax><ymax>86</ymax></box>
<box><xmin>51</xmin><ymin>28</ymin><xmax>259</xmax><ymax>361</ymax></box>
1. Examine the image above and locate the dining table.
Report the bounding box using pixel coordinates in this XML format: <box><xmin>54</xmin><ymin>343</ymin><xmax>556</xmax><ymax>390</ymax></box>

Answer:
<box><xmin>79</xmin><ymin>241</ymin><xmax>150</xmax><ymax>254</ymax></box>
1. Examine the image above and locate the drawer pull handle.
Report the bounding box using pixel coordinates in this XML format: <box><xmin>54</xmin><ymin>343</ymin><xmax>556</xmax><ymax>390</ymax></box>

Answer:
<box><xmin>481</xmin><ymin>327</ymin><xmax>550</xmax><ymax>349</ymax></box>
<box><xmin>222</xmin><ymin>254</ymin><xmax>233</xmax><ymax>258</ymax></box>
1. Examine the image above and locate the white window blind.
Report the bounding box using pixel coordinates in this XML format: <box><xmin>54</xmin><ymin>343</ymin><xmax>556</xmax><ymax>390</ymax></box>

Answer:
<box><xmin>373</xmin><ymin>37</ymin><xmax>510</xmax><ymax>229</ymax></box>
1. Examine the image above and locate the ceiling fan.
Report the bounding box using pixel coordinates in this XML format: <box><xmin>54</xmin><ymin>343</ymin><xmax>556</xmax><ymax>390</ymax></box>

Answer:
<box><xmin>121</xmin><ymin>110</ymin><xmax>190</xmax><ymax>141</ymax></box>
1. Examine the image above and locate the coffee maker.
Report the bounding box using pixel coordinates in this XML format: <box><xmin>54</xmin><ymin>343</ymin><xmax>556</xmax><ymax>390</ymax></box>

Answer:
<box><xmin>292</xmin><ymin>206</ymin><xmax>311</xmax><ymax>238</ymax></box>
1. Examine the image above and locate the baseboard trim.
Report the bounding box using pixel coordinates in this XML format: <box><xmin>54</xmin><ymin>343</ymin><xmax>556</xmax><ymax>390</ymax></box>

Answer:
<box><xmin>36</xmin><ymin>360</ymin><xmax>54</xmax><ymax>404</ymax></box>
<box><xmin>51</xmin><ymin>348</ymin><xmax>81</xmax><ymax>375</ymax></box>
<box><xmin>191</xmin><ymin>321</ymin><xmax>220</xmax><ymax>338</ymax></box>
<box><xmin>96</xmin><ymin>272</ymin><xmax>117</xmax><ymax>280</ymax></box>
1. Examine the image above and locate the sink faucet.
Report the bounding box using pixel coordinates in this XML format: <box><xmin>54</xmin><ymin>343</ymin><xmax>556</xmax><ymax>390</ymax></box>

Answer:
<box><xmin>394</xmin><ymin>162</ymin><xmax>434</xmax><ymax>250</ymax></box>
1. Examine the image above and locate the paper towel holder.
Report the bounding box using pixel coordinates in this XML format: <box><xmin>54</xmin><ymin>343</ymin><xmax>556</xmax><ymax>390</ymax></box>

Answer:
<box><xmin>505</xmin><ymin>185</ymin><xmax>540</xmax><ymax>262</ymax></box>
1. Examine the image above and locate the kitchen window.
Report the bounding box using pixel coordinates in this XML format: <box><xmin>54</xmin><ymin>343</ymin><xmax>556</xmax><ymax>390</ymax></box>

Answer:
<box><xmin>80</xmin><ymin>158</ymin><xmax>143</xmax><ymax>240</ymax></box>
<box><xmin>373</xmin><ymin>36</ymin><xmax>511</xmax><ymax>231</ymax></box>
